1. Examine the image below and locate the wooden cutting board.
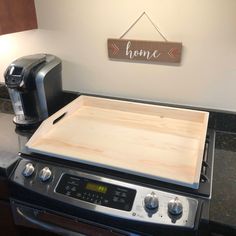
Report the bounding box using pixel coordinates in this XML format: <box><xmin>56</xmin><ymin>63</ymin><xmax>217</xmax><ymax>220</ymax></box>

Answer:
<box><xmin>26</xmin><ymin>95</ymin><xmax>209</xmax><ymax>189</ymax></box>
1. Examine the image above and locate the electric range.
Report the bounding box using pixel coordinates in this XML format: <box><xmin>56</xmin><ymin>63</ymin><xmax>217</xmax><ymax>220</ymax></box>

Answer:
<box><xmin>9</xmin><ymin>129</ymin><xmax>215</xmax><ymax>236</ymax></box>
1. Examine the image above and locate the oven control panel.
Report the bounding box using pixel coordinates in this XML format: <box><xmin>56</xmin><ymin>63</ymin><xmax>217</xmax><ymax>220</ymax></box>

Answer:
<box><xmin>11</xmin><ymin>159</ymin><xmax>199</xmax><ymax>229</ymax></box>
<box><xmin>56</xmin><ymin>174</ymin><xmax>136</xmax><ymax>211</ymax></box>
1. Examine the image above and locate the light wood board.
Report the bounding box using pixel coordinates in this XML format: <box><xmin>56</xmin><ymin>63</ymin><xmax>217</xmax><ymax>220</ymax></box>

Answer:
<box><xmin>26</xmin><ymin>95</ymin><xmax>209</xmax><ymax>189</ymax></box>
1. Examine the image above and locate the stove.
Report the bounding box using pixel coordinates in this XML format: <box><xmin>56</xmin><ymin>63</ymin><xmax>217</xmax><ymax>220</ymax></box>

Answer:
<box><xmin>9</xmin><ymin>129</ymin><xmax>215</xmax><ymax>236</ymax></box>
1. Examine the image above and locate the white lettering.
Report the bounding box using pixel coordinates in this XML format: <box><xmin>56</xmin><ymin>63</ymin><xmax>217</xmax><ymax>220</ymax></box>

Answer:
<box><xmin>125</xmin><ymin>41</ymin><xmax>133</xmax><ymax>59</ymax></box>
<box><xmin>125</xmin><ymin>41</ymin><xmax>161</xmax><ymax>60</ymax></box>
<box><xmin>134</xmin><ymin>50</ymin><xmax>139</xmax><ymax>57</ymax></box>
<box><xmin>151</xmin><ymin>50</ymin><xmax>161</xmax><ymax>59</ymax></box>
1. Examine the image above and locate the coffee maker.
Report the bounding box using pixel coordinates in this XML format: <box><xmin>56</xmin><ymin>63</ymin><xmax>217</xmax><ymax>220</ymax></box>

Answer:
<box><xmin>4</xmin><ymin>54</ymin><xmax>62</xmax><ymax>127</ymax></box>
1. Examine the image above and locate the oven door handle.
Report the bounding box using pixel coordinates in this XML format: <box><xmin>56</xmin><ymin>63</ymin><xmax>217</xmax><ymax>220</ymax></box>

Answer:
<box><xmin>16</xmin><ymin>207</ymin><xmax>85</xmax><ymax>236</ymax></box>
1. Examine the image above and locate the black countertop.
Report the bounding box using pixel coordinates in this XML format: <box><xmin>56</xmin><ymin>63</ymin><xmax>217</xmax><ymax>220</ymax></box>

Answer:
<box><xmin>0</xmin><ymin>88</ymin><xmax>236</xmax><ymax>235</ymax></box>
<box><xmin>0</xmin><ymin>113</ymin><xmax>21</xmax><ymax>176</ymax></box>
<box><xmin>209</xmin><ymin>132</ymin><xmax>236</xmax><ymax>235</ymax></box>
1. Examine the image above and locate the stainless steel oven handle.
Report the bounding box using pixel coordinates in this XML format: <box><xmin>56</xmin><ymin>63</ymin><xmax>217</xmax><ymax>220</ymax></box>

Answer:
<box><xmin>16</xmin><ymin>207</ymin><xmax>85</xmax><ymax>236</ymax></box>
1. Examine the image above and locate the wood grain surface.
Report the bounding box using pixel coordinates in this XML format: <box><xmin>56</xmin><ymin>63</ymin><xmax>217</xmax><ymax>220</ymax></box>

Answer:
<box><xmin>26</xmin><ymin>96</ymin><xmax>209</xmax><ymax>189</ymax></box>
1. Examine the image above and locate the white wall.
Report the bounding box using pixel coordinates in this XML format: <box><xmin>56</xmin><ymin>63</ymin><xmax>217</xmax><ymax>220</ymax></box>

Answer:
<box><xmin>0</xmin><ymin>0</ymin><xmax>236</xmax><ymax>112</ymax></box>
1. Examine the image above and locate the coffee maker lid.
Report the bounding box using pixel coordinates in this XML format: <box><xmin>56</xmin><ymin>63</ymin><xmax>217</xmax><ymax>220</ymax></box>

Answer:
<box><xmin>4</xmin><ymin>54</ymin><xmax>47</xmax><ymax>89</ymax></box>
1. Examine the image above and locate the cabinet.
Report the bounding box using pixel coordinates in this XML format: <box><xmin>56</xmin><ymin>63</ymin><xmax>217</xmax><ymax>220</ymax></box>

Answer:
<box><xmin>0</xmin><ymin>178</ymin><xmax>18</xmax><ymax>236</ymax></box>
<box><xmin>0</xmin><ymin>0</ymin><xmax>37</xmax><ymax>35</ymax></box>
<box><xmin>0</xmin><ymin>201</ymin><xmax>18</xmax><ymax>236</ymax></box>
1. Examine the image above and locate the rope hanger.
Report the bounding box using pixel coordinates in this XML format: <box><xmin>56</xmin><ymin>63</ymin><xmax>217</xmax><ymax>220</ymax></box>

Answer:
<box><xmin>119</xmin><ymin>12</ymin><xmax>168</xmax><ymax>42</ymax></box>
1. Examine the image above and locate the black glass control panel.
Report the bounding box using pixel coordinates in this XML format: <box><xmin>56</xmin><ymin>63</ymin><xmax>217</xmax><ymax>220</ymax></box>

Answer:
<box><xmin>56</xmin><ymin>174</ymin><xmax>136</xmax><ymax>211</ymax></box>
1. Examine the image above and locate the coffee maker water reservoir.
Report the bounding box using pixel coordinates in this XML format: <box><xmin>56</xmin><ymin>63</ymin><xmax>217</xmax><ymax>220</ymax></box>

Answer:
<box><xmin>4</xmin><ymin>54</ymin><xmax>62</xmax><ymax>127</ymax></box>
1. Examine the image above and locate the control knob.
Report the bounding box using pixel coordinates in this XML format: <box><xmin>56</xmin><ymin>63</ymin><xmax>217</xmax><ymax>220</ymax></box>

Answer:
<box><xmin>39</xmin><ymin>167</ymin><xmax>52</xmax><ymax>182</ymax></box>
<box><xmin>144</xmin><ymin>192</ymin><xmax>159</xmax><ymax>210</ymax></box>
<box><xmin>22</xmin><ymin>163</ymin><xmax>35</xmax><ymax>177</ymax></box>
<box><xmin>168</xmin><ymin>197</ymin><xmax>183</xmax><ymax>215</ymax></box>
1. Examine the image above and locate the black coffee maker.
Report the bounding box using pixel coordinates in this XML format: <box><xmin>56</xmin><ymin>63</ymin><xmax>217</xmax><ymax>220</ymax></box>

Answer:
<box><xmin>4</xmin><ymin>54</ymin><xmax>62</xmax><ymax>127</ymax></box>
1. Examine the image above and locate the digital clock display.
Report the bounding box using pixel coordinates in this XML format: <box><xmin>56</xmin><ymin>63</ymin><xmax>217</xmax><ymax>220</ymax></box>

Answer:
<box><xmin>85</xmin><ymin>182</ymin><xmax>108</xmax><ymax>194</ymax></box>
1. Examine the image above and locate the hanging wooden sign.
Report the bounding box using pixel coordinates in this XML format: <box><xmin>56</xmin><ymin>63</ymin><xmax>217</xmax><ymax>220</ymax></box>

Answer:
<box><xmin>107</xmin><ymin>38</ymin><xmax>182</xmax><ymax>63</ymax></box>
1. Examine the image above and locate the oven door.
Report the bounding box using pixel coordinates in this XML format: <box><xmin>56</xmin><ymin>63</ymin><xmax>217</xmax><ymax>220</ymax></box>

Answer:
<box><xmin>11</xmin><ymin>200</ymin><xmax>138</xmax><ymax>236</ymax></box>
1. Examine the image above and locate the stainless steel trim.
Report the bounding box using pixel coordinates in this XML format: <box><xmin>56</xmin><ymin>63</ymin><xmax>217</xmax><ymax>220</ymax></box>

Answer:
<box><xmin>209</xmin><ymin>131</ymin><xmax>216</xmax><ymax>199</ymax></box>
<box><xmin>12</xmin><ymin>160</ymin><xmax>199</xmax><ymax>229</ymax></box>
<box><xmin>55</xmin><ymin>171</ymin><xmax>198</xmax><ymax>228</ymax></box>
<box><xmin>35</xmin><ymin>55</ymin><xmax>61</xmax><ymax>119</ymax></box>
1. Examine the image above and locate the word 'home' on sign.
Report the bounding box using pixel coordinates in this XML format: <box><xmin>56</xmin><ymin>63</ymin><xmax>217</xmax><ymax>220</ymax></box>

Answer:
<box><xmin>126</xmin><ymin>41</ymin><xmax>161</xmax><ymax>60</ymax></box>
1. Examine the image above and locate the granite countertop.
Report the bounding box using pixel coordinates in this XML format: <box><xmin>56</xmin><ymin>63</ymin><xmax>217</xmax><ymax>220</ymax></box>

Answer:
<box><xmin>209</xmin><ymin>132</ymin><xmax>236</xmax><ymax>235</ymax></box>
<box><xmin>0</xmin><ymin>112</ymin><xmax>21</xmax><ymax>176</ymax></box>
